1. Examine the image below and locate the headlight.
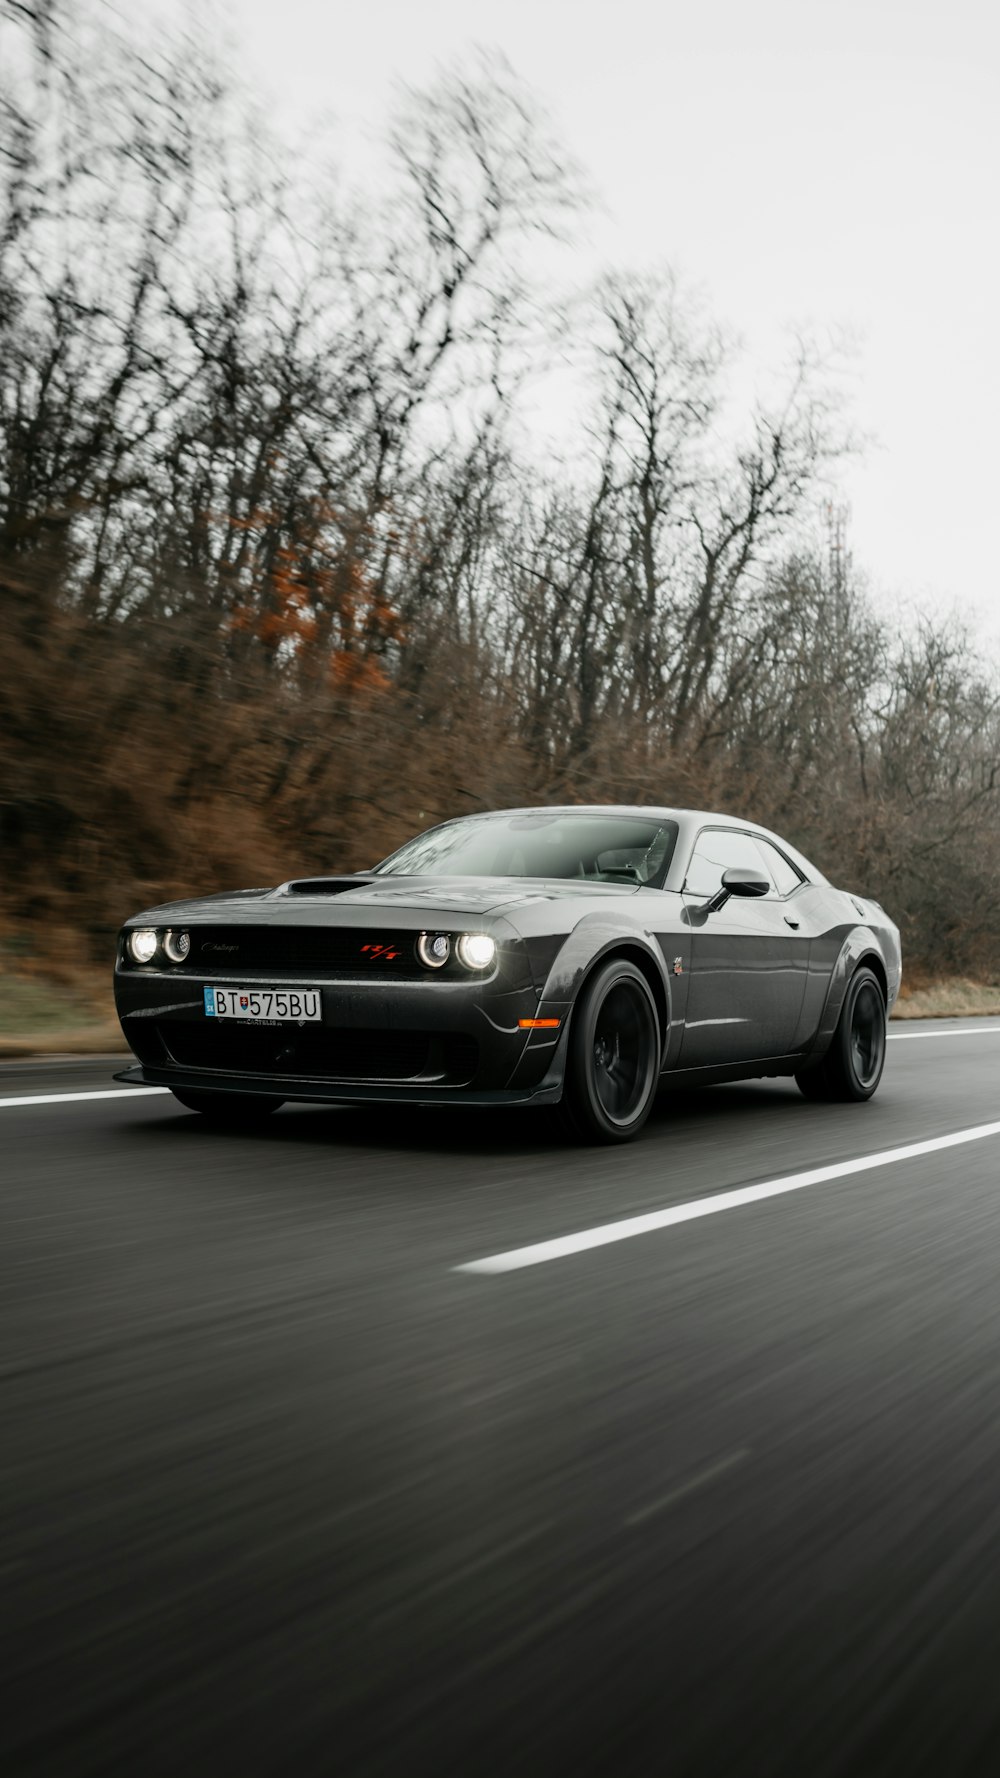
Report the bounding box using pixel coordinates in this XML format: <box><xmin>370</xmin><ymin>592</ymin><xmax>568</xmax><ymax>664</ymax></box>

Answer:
<box><xmin>456</xmin><ymin>933</ymin><xmax>496</xmax><ymax>971</ymax></box>
<box><xmin>127</xmin><ymin>928</ymin><xmax>158</xmax><ymax>964</ymax></box>
<box><xmin>163</xmin><ymin>930</ymin><xmax>191</xmax><ymax>964</ymax></box>
<box><xmin>417</xmin><ymin>932</ymin><xmax>451</xmax><ymax>969</ymax></box>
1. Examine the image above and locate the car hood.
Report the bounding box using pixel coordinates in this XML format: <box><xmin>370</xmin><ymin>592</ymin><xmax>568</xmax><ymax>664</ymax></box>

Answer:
<box><xmin>127</xmin><ymin>875</ymin><xmax>640</xmax><ymax>926</ymax></box>
<box><xmin>312</xmin><ymin>876</ymin><xmax>641</xmax><ymax>914</ymax></box>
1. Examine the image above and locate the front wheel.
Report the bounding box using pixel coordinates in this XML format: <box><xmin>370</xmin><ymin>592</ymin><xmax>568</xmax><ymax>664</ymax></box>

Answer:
<box><xmin>170</xmin><ymin>1088</ymin><xmax>283</xmax><ymax>1123</ymax></box>
<box><xmin>560</xmin><ymin>958</ymin><xmax>661</xmax><ymax>1143</ymax></box>
<box><xmin>795</xmin><ymin>966</ymin><xmax>887</xmax><ymax>1103</ymax></box>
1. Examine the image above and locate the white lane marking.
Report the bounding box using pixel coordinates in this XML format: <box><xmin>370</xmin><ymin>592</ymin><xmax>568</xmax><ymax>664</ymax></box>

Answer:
<box><xmin>0</xmin><ymin>1023</ymin><xmax>993</xmax><ymax>1109</ymax></box>
<box><xmin>0</xmin><ymin>1088</ymin><xmax>170</xmax><ymax>1109</ymax></box>
<box><xmin>456</xmin><ymin>1119</ymin><xmax>1000</xmax><ymax>1275</ymax></box>
<box><xmin>0</xmin><ymin>1022</ymin><xmax>990</xmax><ymax>1098</ymax></box>
<box><xmin>624</xmin><ymin>1449</ymin><xmax>751</xmax><ymax>1526</ymax></box>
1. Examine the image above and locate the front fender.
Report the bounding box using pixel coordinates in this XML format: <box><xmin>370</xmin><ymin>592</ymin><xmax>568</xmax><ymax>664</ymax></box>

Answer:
<box><xmin>505</xmin><ymin>913</ymin><xmax>677</xmax><ymax>1092</ymax></box>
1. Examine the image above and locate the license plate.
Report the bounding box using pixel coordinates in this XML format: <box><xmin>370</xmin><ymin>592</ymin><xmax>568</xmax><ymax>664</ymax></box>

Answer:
<box><xmin>203</xmin><ymin>986</ymin><xmax>322</xmax><ymax>1021</ymax></box>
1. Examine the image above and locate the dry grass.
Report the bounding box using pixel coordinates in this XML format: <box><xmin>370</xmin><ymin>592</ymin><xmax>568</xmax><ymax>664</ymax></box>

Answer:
<box><xmin>0</xmin><ymin>951</ymin><xmax>123</xmax><ymax>1056</ymax></box>
<box><xmin>891</xmin><ymin>978</ymin><xmax>1000</xmax><ymax>1020</ymax></box>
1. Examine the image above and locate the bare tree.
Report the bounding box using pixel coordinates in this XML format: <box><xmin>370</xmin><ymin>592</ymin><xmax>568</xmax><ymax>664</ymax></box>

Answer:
<box><xmin>4</xmin><ymin>1</ymin><xmax>999</xmax><ymax>984</ymax></box>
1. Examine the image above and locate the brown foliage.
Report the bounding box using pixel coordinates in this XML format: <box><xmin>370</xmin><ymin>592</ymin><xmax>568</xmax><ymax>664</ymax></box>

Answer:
<box><xmin>3</xmin><ymin>5</ymin><xmax>1000</xmax><ymax>985</ymax></box>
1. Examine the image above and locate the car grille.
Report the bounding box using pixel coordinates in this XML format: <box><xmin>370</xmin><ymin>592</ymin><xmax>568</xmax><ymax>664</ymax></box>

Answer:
<box><xmin>158</xmin><ymin>1023</ymin><xmax>479</xmax><ymax>1085</ymax></box>
<box><xmin>183</xmin><ymin>926</ymin><xmax>429</xmax><ymax>979</ymax></box>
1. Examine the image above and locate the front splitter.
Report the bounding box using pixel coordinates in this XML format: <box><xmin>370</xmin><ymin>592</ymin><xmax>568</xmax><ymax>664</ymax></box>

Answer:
<box><xmin>113</xmin><ymin>1062</ymin><xmax>562</xmax><ymax>1109</ymax></box>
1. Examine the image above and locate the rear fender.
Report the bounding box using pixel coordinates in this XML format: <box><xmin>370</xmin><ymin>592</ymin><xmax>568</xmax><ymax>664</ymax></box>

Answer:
<box><xmin>800</xmin><ymin>926</ymin><xmax>887</xmax><ymax>1068</ymax></box>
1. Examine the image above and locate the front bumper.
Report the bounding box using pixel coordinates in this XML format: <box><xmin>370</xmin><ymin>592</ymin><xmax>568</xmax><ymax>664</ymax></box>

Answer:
<box><xmin>113</xmin><ymin>956</ymin><xmax>571</xmax><ymax>1105</ymax></box>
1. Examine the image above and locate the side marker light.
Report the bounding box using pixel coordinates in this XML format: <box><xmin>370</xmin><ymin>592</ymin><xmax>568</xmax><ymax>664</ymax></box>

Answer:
<box><xmin>518</xmin><ymin>1018</ymin><xmax>562</xmax><ymax>1029</ymax></box>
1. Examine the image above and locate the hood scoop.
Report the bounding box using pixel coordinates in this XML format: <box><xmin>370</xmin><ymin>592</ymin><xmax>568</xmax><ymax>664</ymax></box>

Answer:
<box><xmin>279</xmin><ymin>873</ymin><xmax>380</xmax><ymax>896</ymax></box>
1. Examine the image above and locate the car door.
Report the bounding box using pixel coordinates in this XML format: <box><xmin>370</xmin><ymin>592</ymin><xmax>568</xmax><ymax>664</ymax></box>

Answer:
<box><xmin>677</xmin><ymin>827</ymin><xmax>810</xmax><ymax>1067</ymax></box>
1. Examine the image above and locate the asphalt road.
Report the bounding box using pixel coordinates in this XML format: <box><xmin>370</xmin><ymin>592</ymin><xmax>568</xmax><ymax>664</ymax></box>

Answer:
<box><xmin>5</xmin><ymin>1023</ymin><xmax>1000</xmax><ymax>1776</ymax></box>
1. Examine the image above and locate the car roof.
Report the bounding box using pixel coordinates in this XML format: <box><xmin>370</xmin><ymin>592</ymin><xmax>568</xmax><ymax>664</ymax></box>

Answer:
<box><xmin>439</xmin><ymin>804</ymin><xmax>768</xmax><ymax>831</ymax></box>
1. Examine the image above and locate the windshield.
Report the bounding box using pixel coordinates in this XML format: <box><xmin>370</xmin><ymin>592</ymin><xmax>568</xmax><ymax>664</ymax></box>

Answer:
<box><xmin>374</xmin><ymin>812</ymin><xmax>678</xmax><ymax>886</ymax></box>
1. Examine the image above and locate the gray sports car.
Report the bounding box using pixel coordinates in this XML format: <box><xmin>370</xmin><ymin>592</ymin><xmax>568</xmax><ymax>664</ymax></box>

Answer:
<box><xmin>113</xmin><ymin>805</ymin><xmax>901</xmax><ymax>1142</ymax></box>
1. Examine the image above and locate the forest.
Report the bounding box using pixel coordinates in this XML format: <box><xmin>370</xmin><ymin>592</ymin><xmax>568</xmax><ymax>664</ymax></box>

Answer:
<box><xmin>2</xmin><ymin>0</ymin><xmax>999</xmax><ymax>994</ymax></box>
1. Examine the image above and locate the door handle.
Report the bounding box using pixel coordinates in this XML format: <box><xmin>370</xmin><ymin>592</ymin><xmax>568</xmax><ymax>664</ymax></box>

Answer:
<box><xmin>784</xmin><ymin>916</ymin><xmax>800</xmax><ymax>929</ymax></box>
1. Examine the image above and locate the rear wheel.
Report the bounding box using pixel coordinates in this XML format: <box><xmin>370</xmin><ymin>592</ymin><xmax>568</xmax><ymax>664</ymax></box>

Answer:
<box><xmin>560</xmin><ymin>958</ymin><xmax>661</xmax><ymax>1143</ymax></box>
<box><xmin>170</xmin><ymin>1088</ymin><xmax>283</xmax><ymax>1123</ymax></box>
<box><xmin>795</xmin><ymin>966</ymin><xmax>886</xmax><ymax>1103</ymax></box>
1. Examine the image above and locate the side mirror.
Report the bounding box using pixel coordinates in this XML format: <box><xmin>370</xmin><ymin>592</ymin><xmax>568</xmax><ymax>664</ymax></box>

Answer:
<box><xmin>699</xmin><ymin>866</ymin><xmax>771</xmax><ymax>914</ymax></box>
<box><xmin>722</xmin><ymin>867</ymin><xmax>770</xmax><ymax>899</ymax></box>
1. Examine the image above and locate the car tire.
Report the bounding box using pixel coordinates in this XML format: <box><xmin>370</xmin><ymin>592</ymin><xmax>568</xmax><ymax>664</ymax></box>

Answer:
<box><xmin>560</xmin><ymin>958</ymin><xmax>661</xmax><ymax>1143</ymax></box>
<box><xmin>170</xmin><ymin>1088</ymin><xmax>283</xmax><ymax>1122</ymax></box>
<box><xmin>795</xmin><ymin>966</ymin><xmax>887</xmax><ymax>1103</ymax></box>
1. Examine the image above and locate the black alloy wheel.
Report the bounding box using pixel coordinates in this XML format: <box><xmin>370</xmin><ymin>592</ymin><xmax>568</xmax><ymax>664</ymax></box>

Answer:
<box><xmin>796</xmin><ymin>965</ymin><xmax>887</xmax><ymax>1103</ymax></box>
<box><xmin>170</xmin><ymin>1088</ymin><xmax>284</xmax><ymax>1122</ymax></box>
<box><xmin>561</xmin><ymin>957</ymin><xmax>661</xmax><ymax>1143</ymax></box>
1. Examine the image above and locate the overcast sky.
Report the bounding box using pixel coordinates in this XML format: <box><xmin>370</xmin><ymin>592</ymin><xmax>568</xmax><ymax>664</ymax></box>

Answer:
<box><xmin>219</xmin><ymin>0</ymin><xmax>998</xmax><ymax>642</ymax></box>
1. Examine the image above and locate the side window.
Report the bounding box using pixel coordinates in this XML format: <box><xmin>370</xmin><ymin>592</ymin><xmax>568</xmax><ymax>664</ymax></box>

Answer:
<box><xmin>683</xmin><ymin>829</ymin><xmax>776</xmax><ymax>900</ymax></box>
<box><xmin>753</xmin><ymin>837</ymin><xmax>805</xmax><ymax>898</ymax></box>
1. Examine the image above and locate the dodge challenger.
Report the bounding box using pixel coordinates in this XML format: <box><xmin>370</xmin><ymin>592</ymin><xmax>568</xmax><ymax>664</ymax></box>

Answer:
<box><xmin>113</xmin><ymin>805</ymin><xmax>901</xmax><ymax>1142</ymax></box>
